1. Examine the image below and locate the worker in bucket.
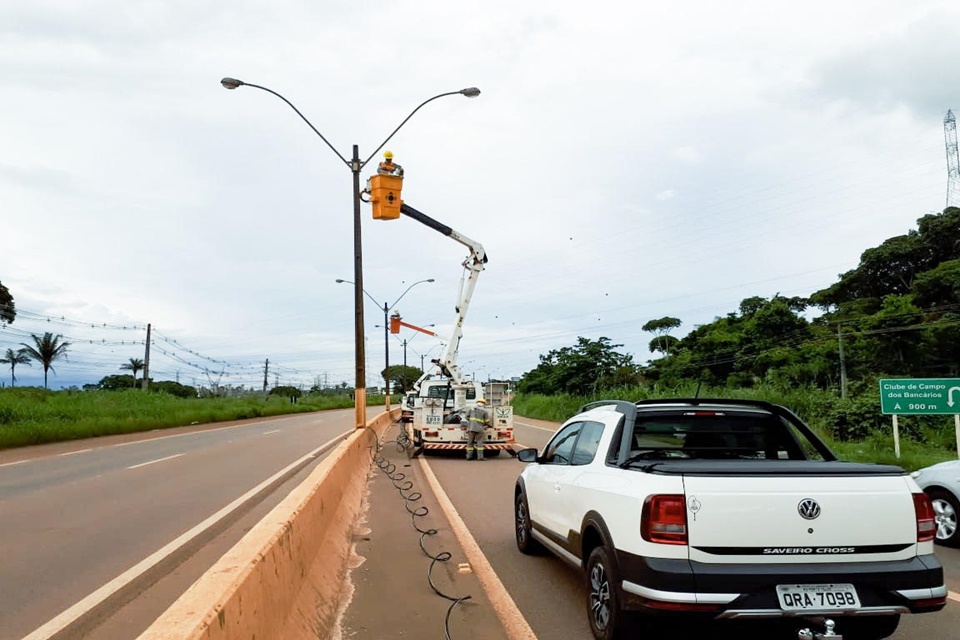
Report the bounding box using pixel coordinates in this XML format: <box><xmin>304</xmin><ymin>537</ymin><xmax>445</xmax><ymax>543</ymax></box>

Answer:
<box><xmin>377</xmin><ymin>150</ymin><xmax>404</xmax><ymax>177</ymax></box>
<box><xmin>464</xmin><ymin>398</ymin><xmax>491</xmax><ymax>460</ymax></box>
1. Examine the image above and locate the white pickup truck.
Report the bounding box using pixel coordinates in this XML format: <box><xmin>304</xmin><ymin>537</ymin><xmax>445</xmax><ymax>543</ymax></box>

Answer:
<box><xmin>514</xmin><ymin>398</ymin><xmax>946</xmax><ymax>640</ymax></box>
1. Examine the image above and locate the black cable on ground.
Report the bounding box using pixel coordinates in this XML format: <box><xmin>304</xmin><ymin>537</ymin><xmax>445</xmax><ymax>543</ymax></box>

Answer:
<box><xmin>364</xmin><ymin>420</ymin><xmax>472</xmax><ymax>640</ymax></box>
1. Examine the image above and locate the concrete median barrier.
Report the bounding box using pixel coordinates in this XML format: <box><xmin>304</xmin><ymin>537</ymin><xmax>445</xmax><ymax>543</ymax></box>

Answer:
<box><xmin>137</xmin><ymin>409</ymin><xmax>399</xmax><ymax>640</ymax></box>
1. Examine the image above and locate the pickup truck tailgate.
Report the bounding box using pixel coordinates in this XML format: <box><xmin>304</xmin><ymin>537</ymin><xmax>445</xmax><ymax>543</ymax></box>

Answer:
<box><xmin>684</xmin><ymin>474</ymin><xmax>918</xmax><ymax>564</ymax></box>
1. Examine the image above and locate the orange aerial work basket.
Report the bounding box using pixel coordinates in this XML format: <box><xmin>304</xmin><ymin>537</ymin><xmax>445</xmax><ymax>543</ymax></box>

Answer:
<box><xmin>369</xmin><ymin>174</ymin><xmax>403</xmax><ymax>220</ymax></box>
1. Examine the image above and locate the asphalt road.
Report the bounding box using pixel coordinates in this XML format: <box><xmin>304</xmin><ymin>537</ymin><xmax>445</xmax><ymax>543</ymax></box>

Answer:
<box><xmin>0</xmin><ymin>410</ymin><xmax>356</xmax><ymax>640</ymax></box>
<box><xmin>420</xmin><ymin>416</ymin><xmax>960</xmax><ymax>640</ymax></box>
<box><xmin>3</xmin><ymin>411</ymin><xmax>958</xmax><ymax>640</ymax></box>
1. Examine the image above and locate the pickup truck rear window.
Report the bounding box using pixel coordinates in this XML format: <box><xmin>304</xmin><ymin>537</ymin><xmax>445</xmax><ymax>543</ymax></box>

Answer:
<box><xmin>625</xmin><ymin>413</ymin><xmax>812</xmax><ymax>461</ymax></box>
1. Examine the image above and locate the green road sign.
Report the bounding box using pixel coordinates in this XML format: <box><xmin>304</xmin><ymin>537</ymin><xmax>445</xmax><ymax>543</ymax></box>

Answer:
<box><xmin>879</xmin><ymin>378</ymin><xmax>960</xmax><ymax>415</ymax></box>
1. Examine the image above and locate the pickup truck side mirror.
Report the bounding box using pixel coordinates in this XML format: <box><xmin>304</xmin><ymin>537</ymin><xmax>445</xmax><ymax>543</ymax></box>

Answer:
<box><xmin>517</xmin><ymin>448</ymin><xmax>538</xmax><ymax>463</ymax></box>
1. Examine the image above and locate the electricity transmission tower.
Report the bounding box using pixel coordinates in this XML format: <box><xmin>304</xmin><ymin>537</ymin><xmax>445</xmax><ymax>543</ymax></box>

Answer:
<box><xmin>946</xmin><ymin>109</ymin><xmax>960</xmax><ymax>209</ymax></box>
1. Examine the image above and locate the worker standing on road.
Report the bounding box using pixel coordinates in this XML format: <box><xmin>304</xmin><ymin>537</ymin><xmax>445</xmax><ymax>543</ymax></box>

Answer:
<box><xmin>377</xmin><ymin>150</ymin><xmax>404</xmax><ymax>177</ymax></box>
<box><xmin>464</xmin><ymin>398</ymin><xmax>490</xmax><ymax>461</ymax></box>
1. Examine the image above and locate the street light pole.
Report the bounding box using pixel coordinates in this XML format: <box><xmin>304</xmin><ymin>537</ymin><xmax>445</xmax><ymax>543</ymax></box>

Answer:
<box><xmin>222</xmin><ymin>76</ymin><xmax>478</xmax><ymax>428</ymax></box>
<box><xmin>336</xmin><ymin>278</ymin><xmax>433</xmax><ymax>406</ymax></box>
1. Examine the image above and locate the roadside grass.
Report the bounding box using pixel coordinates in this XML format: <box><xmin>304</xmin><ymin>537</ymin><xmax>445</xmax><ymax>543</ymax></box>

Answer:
<box><xmin>0</xmin><ymin>388</ymin><xmax>385</xmax><ymax>449</ymax></box>
<box><xmin>513</xmin><ymin>385</ymin><xmax>959</xmax><ymax>472</ymax></box>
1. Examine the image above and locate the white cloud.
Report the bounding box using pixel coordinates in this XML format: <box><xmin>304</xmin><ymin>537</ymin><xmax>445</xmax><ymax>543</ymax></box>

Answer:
<box><xmin>1</xmin><ymin>0</ymin><xmax>957</xmax><ymax>389</ymax></box>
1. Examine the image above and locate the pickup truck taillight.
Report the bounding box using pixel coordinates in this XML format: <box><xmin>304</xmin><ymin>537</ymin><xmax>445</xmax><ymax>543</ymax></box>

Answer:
<box><xmin>913</xmin><ymin>492</ymin><xmax>936</xmax><ymax>542</ymax></box>
<box><xmin>641</xmin><ymin>495</ymin><xmax>687</xmax><ymax>545</ymax></box>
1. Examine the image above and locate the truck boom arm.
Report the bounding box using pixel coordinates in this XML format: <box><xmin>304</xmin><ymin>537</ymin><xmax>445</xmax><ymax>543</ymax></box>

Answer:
<box><xmin>399</xmin><ymin>203</ymin><xmax>487</xmax><ymax>388</ymax></box>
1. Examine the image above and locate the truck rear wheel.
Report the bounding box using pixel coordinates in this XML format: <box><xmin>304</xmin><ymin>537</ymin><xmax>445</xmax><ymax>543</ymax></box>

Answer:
<box><xmin>585</xmin><ymin>546</ymin><xmax>627</xmax><ymax>640</ymax></box>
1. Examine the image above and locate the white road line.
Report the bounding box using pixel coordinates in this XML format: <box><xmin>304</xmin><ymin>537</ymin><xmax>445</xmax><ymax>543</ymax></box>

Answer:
<box><xmin>127</xmin><ymin>454</ymin><xmax>185</xmax><ymax>470</ymax></box>
<box><xmin>0</xmin><ymin>459</ymin><xmax>28</xmax><ymax>468</ymax></box>
<box><xmin>21</xmin><ymin>430</ymin><xmax>352</xmax><ymax>640</ymax></box>
<box><xmin>262</xmin><ymin>429</ymin><xmax>281</xmax><ymax>435</ymax></box>
<box><xmin>949</xmin><ymin>591</ymin><xmax>960</xmax><ymax>603</ymax></box>
<box><xmin>58</xmin><ymin>448</ymin><xmax>92</xmax><ymax>457</ymax></box>
<box><xmin>418</xmin><ymin>457</ymin><xmax>538</xmax><ymax>640</ymax></box>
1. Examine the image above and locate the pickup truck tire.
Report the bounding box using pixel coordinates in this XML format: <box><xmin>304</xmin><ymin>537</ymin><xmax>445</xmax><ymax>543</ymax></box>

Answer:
<box><xmin>514</xmin><ymin>490</ymin><xmax>544</xmax><ymax>555</ymax></box>
<box><xmin>926</xmin><ymin>488</ymin><xmax>960</xmax><ymax>547</ymax></box>
<box><xmin>585</xmin><ymin>546</ymin><xmax>627</xmax><ymax>640</ymax></box>
<box><xmin>839</xmin><ymin>614</ymin><xmax>900</xmax><ymax>640</ymax></box>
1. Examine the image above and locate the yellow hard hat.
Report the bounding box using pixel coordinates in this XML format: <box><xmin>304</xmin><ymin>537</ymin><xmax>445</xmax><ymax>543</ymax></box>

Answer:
<box><xmin>476</xmin><ymin>398</ymin><xmax>486</xmax><ymax>405</ymax></box>
<box><xmin>383</xmin><ymin>150</ymin><xmax>394</xmax><ymax>159</ymax></box>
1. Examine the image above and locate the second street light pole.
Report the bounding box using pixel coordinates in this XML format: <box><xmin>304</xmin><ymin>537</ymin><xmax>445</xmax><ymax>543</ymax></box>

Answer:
<box><xmin>337</xmin><ymin>277</ymin><xmax>434</xmax><ymax>407</ymax></box>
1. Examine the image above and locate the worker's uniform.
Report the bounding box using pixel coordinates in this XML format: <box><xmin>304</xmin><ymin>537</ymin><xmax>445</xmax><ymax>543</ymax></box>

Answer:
<box><xmin>377</xmin><ymin>160</ymin><xmax>404</xmax><ymax>177</ymax></box>
<box><xmin>464</xmin><ymin>405</ymin><xmax>490</xmax><ymax>460</ymax></box>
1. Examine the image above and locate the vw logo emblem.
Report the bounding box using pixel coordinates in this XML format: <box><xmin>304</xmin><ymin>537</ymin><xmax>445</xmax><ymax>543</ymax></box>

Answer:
<box><xmin>798</xmin><ymin>498</ymin><xmax>821</xmax><ymax>520</ymax></box>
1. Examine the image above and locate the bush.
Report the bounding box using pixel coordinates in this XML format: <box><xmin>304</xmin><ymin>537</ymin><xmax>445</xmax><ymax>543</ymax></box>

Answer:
<box><xmin>823</xmin><ymin>395</ymin><xmax>885</xmax><ymax>441</ymax></box>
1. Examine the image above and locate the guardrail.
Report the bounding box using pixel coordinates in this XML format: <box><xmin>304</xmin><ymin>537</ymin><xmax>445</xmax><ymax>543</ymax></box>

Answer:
<box><xmin>137</xmin><ymin>409</ymin><xmax>399</xmax><ymax>640</ymax></box>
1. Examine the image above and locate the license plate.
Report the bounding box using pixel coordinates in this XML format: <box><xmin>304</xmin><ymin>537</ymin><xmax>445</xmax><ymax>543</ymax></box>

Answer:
<box><xmin>776</xmin><ymin>584</ymin><xmax>860</xmax><ymax>611</ymax></box>
<box><xmin>425</xmin><ymin>415</ymin><xmax>442</xmax><ymax>426</ymax></box>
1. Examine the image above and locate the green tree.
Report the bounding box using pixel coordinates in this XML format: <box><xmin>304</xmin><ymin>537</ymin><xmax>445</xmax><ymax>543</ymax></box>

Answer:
<box><xmin>519</xmin><ymin>337</ymin><xmax>636</xmax><ymax>396</ymax></box>
<box><xmin>911</xmin><ymin>259</ymin><xmax>960</xmax><ymax>308</ymax></box>
<box><xmin>0</xmin><ymin>281</ymin><xmax>14</xmax><ymax>325</ymax></box>
<box><xmin>97</xmin><ymin>374</ymin><xmax>137</xmax><ymax>391</ymax></box>
<box><xmin>0</xmin><ymin>348</ymin><xmax>31</xmax><ymax>387</ymax></box>
<box><xmin>152</xmin><ymin>380</ymin><xmax>197</xmax><ymax>398</ymax></box>
<box><xmin>20</xmin><ymin>332</ymin><xmax>70</xmax><ymax>389</ymax></box>
<box><xmin>384</xmin><ymin>365</ymin><xmax>423</xmax><ymax>393</ymax></box>
<box><xmin>120</xmin><ymin>358</ymin><xmax>145</xmax><ymax>386</ymax></box>
<box><xmin>642</xmin><ymin>316</ymin><xmax>681</xmax><ymax>355</ymax></box>
<box><xmin>270</xmin><ymin>385</ymin><xmax>302</xmax><ymax>399</ymax></box>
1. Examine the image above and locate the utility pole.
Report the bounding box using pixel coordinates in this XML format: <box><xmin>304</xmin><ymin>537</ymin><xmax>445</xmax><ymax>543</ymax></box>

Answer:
<box><xmin>263</xmin><ymin>359</ymin><xmax>269</xmax><ymax>392</ymax></box>
<box><xmin>838</xmin><ymin>324</ymin><xmax>848</xmax><ymax>400</ymax></box>
<box><xmin>142</xmin><ymin>323</ymin><xmax>151</xmax><ymax>390</ymax></box>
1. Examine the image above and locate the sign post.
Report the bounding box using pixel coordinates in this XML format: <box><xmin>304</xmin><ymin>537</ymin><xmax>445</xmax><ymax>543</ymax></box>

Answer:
<box><xmin>879</xmin><ymin>378</ymin><xmax>960</xmax><ymax>458</ymax></box>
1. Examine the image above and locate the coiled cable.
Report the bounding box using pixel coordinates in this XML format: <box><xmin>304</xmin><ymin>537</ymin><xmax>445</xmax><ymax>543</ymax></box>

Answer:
<box><xmin>365</xmin><ymin>420</ymin><xmax>472</xmax><ymax>640</ymax></box>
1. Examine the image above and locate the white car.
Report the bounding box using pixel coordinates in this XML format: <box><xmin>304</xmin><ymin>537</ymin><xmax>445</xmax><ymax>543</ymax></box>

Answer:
<box><xmin>514</xmin><ymin>398</ymin><xmax>946</xmax><ymax>640</ymax></box>
<box><xmin>911</xmin><ymin>459</ymin><xmax>960</xmax><ymax>546</ymax></box>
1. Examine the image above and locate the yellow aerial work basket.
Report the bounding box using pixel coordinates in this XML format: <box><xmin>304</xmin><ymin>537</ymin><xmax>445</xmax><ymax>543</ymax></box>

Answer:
<box><xmin>369</xmin><ymin>174</ymin><xmax>403</xmax><ymax>220</ymax></box>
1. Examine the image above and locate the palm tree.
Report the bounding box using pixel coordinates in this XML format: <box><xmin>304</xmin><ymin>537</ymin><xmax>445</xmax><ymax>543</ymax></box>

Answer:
<box><xmin>20</xmin><ymin>332</ymin><xmax>70</xmax><ymax>389</ymax></box>
<box><xmin>120</xmin><ymin>357</ymin><xmax>145</xmax><ymax>387</ymax></box>
<box><xmin>0</xmin><ymin>348</ymin><xmax>31</xmax><ymax>387</ymax></box>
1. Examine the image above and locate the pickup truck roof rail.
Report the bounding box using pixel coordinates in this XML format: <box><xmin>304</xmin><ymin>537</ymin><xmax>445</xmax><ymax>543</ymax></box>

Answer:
<box><xmin>581</xmin><ymin>397</ymin><xmax>837</xmax><ymax>464</ymax></box>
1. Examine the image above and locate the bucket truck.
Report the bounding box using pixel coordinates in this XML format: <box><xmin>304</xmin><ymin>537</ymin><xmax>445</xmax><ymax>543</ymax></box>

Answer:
<box><xmin>365</xmin><ymin>171</ymin><xmax>515</xmax><ymax>456</ymax></box>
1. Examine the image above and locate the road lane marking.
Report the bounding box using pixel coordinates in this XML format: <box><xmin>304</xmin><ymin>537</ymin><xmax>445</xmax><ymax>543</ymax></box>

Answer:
<box><xmin>418</xmin><ymin>457</ymin><xmax>538</xmax><ymax>640</ymax></box>
<box><xmin>262</xmin><ymin>429</ymin><xmax>281</xmax><ymax>435</ymax></box>
<box><xmin>0</xmin><ymin>460</ymin><xmax>29</xmax><ymax>468</ymax></box>
<box><xmin>127</xmin><ymin>454</ymin><xmax>185</xmax><ymax>470</ymax></box>
<box><xmin>58</xmin><ymin>448</ymin><xmax>92</xmax><ymax>457</ymax></box>
<box><xmin>949</xmin><ymin>591</ymin><xmax>960</xmax><ymax>603</ymax></box>
<box><xmin>21</xmin><ymin>429</ymin><xmax>352</xmax><ymax>640</ymax></box>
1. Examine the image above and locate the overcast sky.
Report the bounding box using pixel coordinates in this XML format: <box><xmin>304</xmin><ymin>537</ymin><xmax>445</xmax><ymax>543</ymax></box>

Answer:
<box><xmin>2</xmin><ymin>0</ymin><xmax>959</xmax><ymax>391</ymax></box>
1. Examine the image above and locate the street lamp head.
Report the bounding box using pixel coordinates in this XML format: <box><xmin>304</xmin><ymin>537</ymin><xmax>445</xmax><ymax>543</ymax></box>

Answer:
<box><xmin>427</xmin><ymin>278</ymin><xmax>436</xmax><ymax>283</ymax></box>
<box><xmin>221</xmin><ymin>77</ymin><xmax>244</xmax><ymax>90</ymax></box>
<box><xmin>459</xmin><ymin>87</ymin><xmax>481</xmax><ymax>98</ymax></box>
<box><xmin>335</xmin><ymin>279</ymin><xmax>346</xmax><ymax>283</ymax></box>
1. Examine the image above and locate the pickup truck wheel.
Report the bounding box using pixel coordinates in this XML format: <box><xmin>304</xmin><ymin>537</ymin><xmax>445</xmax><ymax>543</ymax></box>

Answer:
<box><xmin>927</xmin><ymin>489</ymin><xmax>960</xmax><ymax>546</ymax></box>
<box><xmin>586</xmin><ymin>546</ymin><xmax>626</xmax><ymax>640</ymax></box>
<box><xmin>839</xmin><ymin>614</ymin><xmax>900</xmax><ymax>640</ymax></box>
<box><xmin>515</xmin><ymin>491</ymin><xmax>544</xmax><ymax>555</ymax></box>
